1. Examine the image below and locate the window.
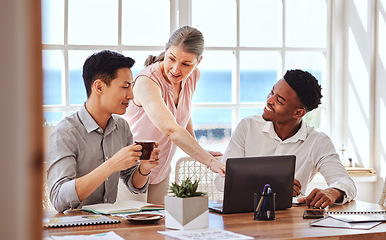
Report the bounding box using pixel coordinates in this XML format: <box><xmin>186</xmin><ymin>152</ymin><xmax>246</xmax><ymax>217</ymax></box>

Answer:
<box><xmin>189</xmin><ymin>0</ymin><xmax>328</xmax><ymax>156</ymax></box>
<box><xmin>41</xmin><ymin>0</ymin><xmax>170</xmax><ymax>124</ymax></box>
<box><xmin>42</xmin><ymin>0</ymin><xmax>329</xmax><ymax>167</ymax></box>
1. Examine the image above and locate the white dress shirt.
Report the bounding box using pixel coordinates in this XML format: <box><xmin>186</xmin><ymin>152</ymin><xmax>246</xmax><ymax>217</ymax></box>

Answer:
<box><xmin>214</xmin><ymin>115</ymin><xmax>356</xmax><ymax>203</ymax></box>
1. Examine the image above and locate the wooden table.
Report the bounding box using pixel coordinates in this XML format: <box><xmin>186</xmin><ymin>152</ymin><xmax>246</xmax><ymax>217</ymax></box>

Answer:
<box><xmin>43</xmin><ymin>200</ymin><xmax>386</xmax><ymax>239</ymax></box>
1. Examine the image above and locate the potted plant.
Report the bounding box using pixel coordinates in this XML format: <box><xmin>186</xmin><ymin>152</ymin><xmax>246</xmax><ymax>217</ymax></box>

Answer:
<box><xmin>164</xmin><ymin>178</ymin><xmax>209</xmax><ymax>230</ymax></box>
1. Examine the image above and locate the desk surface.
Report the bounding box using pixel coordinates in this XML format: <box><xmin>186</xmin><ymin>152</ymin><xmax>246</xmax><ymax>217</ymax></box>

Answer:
<box><xmin>44</xmin><ymin>200</ymin><xmax>386</xmax><ymax>240</ymax></box>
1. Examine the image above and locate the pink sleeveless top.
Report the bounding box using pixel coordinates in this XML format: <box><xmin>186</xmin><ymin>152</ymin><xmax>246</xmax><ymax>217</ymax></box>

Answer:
<box><xmin>122</xmin><ymin>62</ymin><xmax>198</xmax><ymax>184</ymax></box>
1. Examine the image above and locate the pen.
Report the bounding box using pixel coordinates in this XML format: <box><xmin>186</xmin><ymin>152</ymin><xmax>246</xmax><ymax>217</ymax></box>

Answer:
<box><xmin>263</xmin><ymin>184</ymin><xmax>270</xmax><ymax>194</ymax></box>
<box><xmin>299</xmin><ymin>190</ymin><xmax>305</xmax><ymax>196</ymax></box>
<box><xmin>255</xmin><ymin>195</ymin><xmax>265</xmax><ymax>213</ymax></box>
<box><xmin>266</xmin><ymin>187</ymin><xmax>272</xmax><ymax>218</ymax></box>
<box><xmin>261</xmin><ymin>187</ymin><xmax>271</xmax><ymax>212</ymax></box>
<box><xmin>255</xmin><ymin>184</ymin><xmax>270</xmax><ymax>213</ymax></box>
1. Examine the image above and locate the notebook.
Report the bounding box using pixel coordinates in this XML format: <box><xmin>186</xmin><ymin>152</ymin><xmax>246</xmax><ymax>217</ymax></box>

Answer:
<box><xmin>209</xmin><ymin>155</ymin><xmax>296</xmax><ymax>214</ymax></box>
<box><xmin>327</xmin><ymin>210</ymin><xmax>386</xmax><ymax>222</ymax></box>
<box><xmin>310</xmin><ymin>216</ymin><xmax>382</xmax><ymax>230</ymax></box>
<box><xmin>43</xmin><ymin>215</ymin><xmax>120</xmax><ymax>228</ymax></box>
<box><xmin>82</xmin><ymin>200</ymin><xmax>164</xmax><ymax>215</ymax></box>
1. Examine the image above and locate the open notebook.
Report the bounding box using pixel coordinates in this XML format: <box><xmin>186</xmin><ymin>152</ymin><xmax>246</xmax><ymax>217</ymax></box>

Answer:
<box><xmin>82</xmin><ymin>200</ymin><xmax>164</xmax><ymax>215</ymax></box>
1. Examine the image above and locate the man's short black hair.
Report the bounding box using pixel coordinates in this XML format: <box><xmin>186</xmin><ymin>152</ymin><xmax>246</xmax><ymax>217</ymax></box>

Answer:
<box><xmin>284</xmin><ymin>69</ymin><xmax>322</xmax><ymax>112</ymax></box>
<box><xmin>82</xmin><ymin>50</ymin><xmax>135</xmax><ymax>98</ymax></box>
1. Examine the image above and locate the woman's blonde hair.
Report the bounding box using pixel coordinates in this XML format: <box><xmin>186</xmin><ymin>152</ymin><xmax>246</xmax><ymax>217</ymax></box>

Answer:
<box><xmin>144</xmin><ymin>26</ymin><xmax>204</xmax><ymax>67</ymax></box>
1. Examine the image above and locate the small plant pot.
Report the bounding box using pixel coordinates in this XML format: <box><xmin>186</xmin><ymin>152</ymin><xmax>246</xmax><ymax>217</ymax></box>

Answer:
<box><xmin>164</xmin><ymin>195</ymin><xmax>209</xmax><ymax>230</ymax></box>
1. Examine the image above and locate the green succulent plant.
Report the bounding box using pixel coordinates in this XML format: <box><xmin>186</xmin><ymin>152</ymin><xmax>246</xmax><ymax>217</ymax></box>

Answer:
<box><xmin>170</xmin><ymin>178</ymin><xmax>206</xmax><ymax>198</ymax></box>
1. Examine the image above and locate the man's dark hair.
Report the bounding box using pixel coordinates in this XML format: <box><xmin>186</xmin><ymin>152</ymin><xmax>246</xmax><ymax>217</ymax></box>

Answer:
<box><xmin>284</xmin><ymin>69</ymin><xmax>322</xmax><ymax>112</ymax></box>
<box><xmin>82</xmin><ymin>50</ymin><xmax>135</xmax><ymax>98</ymax></box>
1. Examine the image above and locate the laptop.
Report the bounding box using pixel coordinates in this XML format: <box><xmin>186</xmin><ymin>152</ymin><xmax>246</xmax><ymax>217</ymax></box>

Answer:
<box><xmin>209</xmin><ymin>155</ymin><xmax>296</xmax><ymax>214</ymax></box>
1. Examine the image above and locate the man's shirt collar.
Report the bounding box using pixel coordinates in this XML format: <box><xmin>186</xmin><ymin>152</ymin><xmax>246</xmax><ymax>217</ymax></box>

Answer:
<box><xmin>78</xmin><ymin>104</ymin><xmax>118</xmax><ymax>134</ymax></box>
<box><xmin>262</xmin><ymin>119</ymin><xmax>307</xmax><ymax>143</ymax></box>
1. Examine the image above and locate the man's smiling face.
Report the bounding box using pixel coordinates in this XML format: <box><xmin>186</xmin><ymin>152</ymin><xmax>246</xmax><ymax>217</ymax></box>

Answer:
<box><xmin>262</xmin><ymin>79</ymin><xmax>304</xmax><ymax>124</ymax></box>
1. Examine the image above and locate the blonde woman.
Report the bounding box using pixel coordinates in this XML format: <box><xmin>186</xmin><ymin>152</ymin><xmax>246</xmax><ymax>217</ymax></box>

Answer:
<box><xmin>120</xmin><ymin>26</ymin><xmax>225</xmax><ymax>204</ymax></box>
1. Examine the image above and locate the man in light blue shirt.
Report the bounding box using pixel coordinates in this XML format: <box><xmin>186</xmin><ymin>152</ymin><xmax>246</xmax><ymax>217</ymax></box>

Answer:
<box><xmin>47</xmin><ymin>50</ymin><xmax>160</xmax><ymax>212</ymax></box>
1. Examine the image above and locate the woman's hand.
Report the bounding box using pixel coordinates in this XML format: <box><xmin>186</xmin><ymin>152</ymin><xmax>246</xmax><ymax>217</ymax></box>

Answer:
<box><xmin>208</xmin><ymin>159</ymin><xmax>226</xmax><ymax>177</ymax></box>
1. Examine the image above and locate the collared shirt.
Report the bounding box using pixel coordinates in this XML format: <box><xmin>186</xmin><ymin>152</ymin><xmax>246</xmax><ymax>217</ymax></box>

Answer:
<box><xmin>214</xmin><ymin>115</ymin><xmax>357</xmax><ymax>203</ymax></box>
<box><xmin>47</xmin><ymin>105</ymin><xmax>148</xmax><ymax>213</ymax></box>
<box><xmin>122</xmin><ymin>62</ymin><xmax>198</xmax><ymax>184</ymax></box>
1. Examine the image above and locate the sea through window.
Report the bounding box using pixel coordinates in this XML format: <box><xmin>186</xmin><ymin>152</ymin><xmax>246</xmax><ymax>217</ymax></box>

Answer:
<box><xmin>42</xmin><ymin>0</ymin><xmax>329</xmax><ymax>168</ymax></box>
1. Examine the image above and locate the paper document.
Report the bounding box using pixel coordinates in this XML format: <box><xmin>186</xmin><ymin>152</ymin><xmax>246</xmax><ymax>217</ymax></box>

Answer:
<box><xmin>158</xmin><ymin>228</ymin><xmax>254</xmax><ymax>240</ymax></box>
<box><xmin>292</xmin><ymin>197</ymin><xmax>305</xmax><ymax>205</ymax></box>
<box><xmin>44</xmin><ymin>231</ymin><xmax>124</xmax><ymax>240</ymax></box>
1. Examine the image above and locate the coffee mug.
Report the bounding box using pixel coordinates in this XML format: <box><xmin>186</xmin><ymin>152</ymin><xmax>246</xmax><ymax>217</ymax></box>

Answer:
<box><xmin>134</xmin><ymin>140</ymin><xmax>155</xmax><ymax>160</ymax></box>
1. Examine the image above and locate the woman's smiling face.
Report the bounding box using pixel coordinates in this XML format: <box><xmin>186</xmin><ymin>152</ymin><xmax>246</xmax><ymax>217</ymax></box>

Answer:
<box><xmin>161</xmin><ymin>45</ymin><xmax>201</xmax><ymax>84</ymax></box>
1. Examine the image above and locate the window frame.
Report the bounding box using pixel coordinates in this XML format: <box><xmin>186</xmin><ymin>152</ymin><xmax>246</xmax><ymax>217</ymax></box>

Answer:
<box><xmin>181</xmin><ymin>0</ymin><xmax>331</xmax><ymax>134</ymax></box>
<box><xmin>42</xmin><ymin>0</ymin><xmax>332</xmax><ymax>136</ymax></box>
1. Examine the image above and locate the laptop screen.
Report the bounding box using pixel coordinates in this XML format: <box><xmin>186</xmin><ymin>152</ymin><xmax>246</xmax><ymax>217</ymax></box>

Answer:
<box><xmin>221</xmin><ymin>155</ymin><xmax>296</xmax><ymax>214</ymax></box>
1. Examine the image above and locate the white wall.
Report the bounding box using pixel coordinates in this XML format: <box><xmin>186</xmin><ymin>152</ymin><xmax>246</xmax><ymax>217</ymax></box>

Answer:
<box><xmin>330</xmin><ymin>0</ymin><xmax>385</xmax><ymax>203</ymax></box>
<box><xmin>375</xmin><ymin>0</ymin><xmax>386</xmax><ymax>180</ymax></box>
<box><xmin>374</xmin><ymin>0</ymin><xmax>386</xmax><ymax>202</ymax></box>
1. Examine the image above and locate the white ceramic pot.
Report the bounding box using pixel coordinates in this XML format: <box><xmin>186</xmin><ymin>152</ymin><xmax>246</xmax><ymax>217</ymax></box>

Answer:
<box><xmin>164</xmin><ymin>195</ymin><xmax>209</xmax><ymax>230</ymax></box>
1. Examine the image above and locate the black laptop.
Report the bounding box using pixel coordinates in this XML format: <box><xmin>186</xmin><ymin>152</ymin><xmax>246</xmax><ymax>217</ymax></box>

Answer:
<box><xmin>209</xmin><ymin>155</ymin><xmax>296</xmax><ymax>214</ymax></box>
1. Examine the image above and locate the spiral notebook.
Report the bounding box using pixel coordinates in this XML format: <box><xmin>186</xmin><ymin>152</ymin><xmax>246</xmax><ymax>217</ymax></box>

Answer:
<box><xmin>43</xmin><ymin>215</ymin><xmax>121</xmax><ymax>228</ymax></box>
<box><xmin>310</xmin><ymin>216</ymin><xmax>382</xmax><ymax>230</ymax></box>
<box><xmin>327</xmin><ymin>210</ymin><xmax>386</xmax><ymax>223</ymax></box>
